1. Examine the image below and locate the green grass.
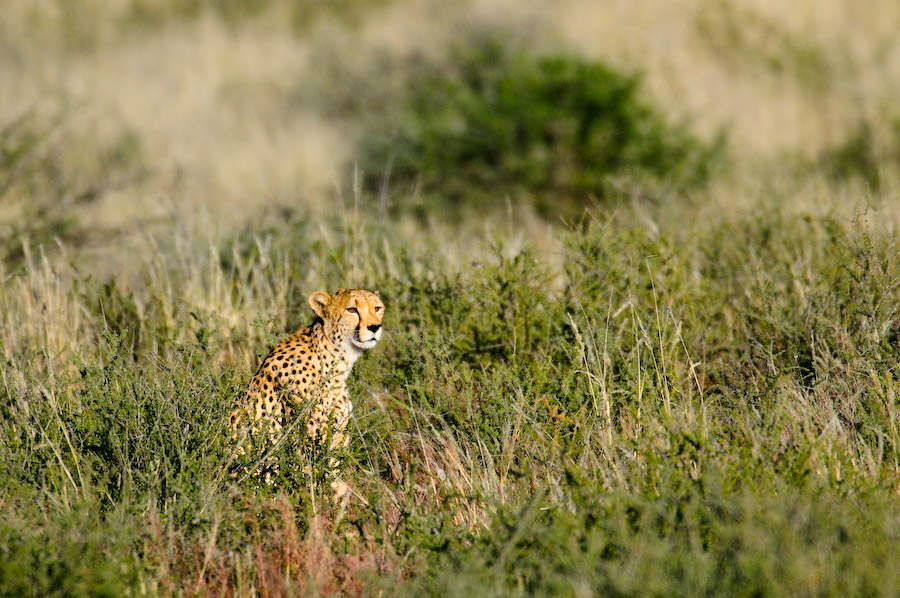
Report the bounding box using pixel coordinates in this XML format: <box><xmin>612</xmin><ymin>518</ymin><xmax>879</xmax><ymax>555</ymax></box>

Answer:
<box><xmin>3</xmin><ymin>3</ymin><xmax>900</xmax><ymax>596</ymax></box>
<box><xmin>3</xmin><ymin>197</ymin><xmax>900</xmax><ymax>596</ymax></box>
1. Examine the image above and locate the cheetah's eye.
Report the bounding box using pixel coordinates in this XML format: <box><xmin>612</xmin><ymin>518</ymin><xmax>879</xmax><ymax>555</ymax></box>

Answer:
<box><xmin>374</xmin><ymin>306</ymin><xmax>383</xmax><ymax>312</ymax></box>
<box><xmin>346</xmin><ymin>307</ymin><xmax>358</xmax><ymax>315</ymax></box>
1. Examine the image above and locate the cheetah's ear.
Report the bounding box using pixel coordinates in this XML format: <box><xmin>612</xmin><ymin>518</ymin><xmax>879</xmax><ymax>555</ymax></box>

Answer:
<box><xmin>308</xmin><ymin>291</ymin><xmax>331</xmax><ymax>318</ymax></box>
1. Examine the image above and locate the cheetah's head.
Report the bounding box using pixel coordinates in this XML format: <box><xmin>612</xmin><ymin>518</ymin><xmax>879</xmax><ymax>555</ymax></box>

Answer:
<box><xmin>309</xmin><ymin>288</ymin><xmax>385</xmax><ymax>352</ymax></box>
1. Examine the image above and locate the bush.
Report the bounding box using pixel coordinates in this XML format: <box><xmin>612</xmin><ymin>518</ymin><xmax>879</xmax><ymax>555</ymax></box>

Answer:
<box><xmin>414</xmin><ymin>479</ymin><xmax>900</xmax><ymax>597</ymax></box>
<box><xmin>0</xmin><ymin>499</ymin><xmax>140</xmax><ymax>598</ymax></box>
<box><xmin>818</xmin><ymin>122</ymin><xmax>882</xmax><ymax>191</ymax></box>
<box><xmin>358</xmin><ymin>38</ymin><xmax>724</xmax><ymax>217</ymax></box>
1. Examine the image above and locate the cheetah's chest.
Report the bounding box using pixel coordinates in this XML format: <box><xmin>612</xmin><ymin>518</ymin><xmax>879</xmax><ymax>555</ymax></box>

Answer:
<box><xmin>267</xmin><ymin>346</ymin><xmax>351</xmax><ymax>415</ymax></box>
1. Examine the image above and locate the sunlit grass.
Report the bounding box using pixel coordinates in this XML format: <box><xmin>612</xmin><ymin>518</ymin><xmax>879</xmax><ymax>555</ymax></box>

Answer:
<box><xmin>4</xmin><ymin>191</ymin><xmax>900</xmax><ymax>595</ymax></box>
<box><xmin>3</xmin><ymin>1</ymin><xmax>900</xmax><ymax>596</ymax></box>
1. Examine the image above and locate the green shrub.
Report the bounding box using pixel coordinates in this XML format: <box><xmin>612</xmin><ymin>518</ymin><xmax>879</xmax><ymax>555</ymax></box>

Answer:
<box><xmin>0</xmin><ymin>499</ymin><xmax>140</xmax><ymax>598</ymax></box>
<box><xmin>357</xmin><ymin>38</ymin><xmax>724</xmax><ymax>217</ymax></box>
<box><xmin>818</xmin><ymin>122</ymin><xmax>881</xmax><ymax>191</ymax></box>
<box><xmin>414</xmin><ymin>478</ymin><xmax>900</xmax><ymax>597</ymax></box>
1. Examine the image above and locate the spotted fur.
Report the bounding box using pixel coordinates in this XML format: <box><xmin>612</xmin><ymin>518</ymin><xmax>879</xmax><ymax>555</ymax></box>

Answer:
<box><xmin>229</xmin><ymin>288</ymin><xmax>384</xmax><ymax>463</ymax></box>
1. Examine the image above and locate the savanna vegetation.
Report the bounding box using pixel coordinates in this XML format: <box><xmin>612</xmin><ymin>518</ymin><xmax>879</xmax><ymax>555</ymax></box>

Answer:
<box><xmin>3</xmin><ymin>1</ymin><xmax>900</xmax><ymax>596</ymax></box>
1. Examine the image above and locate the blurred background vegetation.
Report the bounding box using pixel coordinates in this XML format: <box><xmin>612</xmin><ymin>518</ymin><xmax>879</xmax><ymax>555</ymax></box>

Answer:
<box><xmin>3</xmin><ymin>0</ymin><xmax>900</xmax><ymax>264</ymax></box>
<box><xmin>3</xmin><ymin>0</ymin><xmax>900</xmax><ymax>596</ymax></box>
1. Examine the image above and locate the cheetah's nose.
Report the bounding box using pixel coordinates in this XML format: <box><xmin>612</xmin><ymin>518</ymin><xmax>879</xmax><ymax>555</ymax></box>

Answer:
<box><xmin>368</xmin><ymin>324</ymin><xmax>382</xmax><ymax>333</ymax></box>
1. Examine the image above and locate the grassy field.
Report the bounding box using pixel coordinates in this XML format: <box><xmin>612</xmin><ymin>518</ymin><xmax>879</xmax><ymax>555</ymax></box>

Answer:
<box><xmin>3</xmin><ymin>1</ymin><xmax>900</xmax><ymax>596</ymax></box>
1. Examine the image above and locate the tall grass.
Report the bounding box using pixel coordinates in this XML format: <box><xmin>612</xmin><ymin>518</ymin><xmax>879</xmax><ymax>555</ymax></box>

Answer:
<box><xmin>3</xmin><ymin>1</ymin><xmax>900</xmax><ymax>595</ymax></box>
<box><xmin>3</xmin><ymin>191</ymin><xmax>900</xmax><ymax>595</ymax></box>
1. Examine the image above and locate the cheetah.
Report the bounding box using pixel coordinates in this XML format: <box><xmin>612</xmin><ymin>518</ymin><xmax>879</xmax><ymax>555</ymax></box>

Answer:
<box><xmin>229</xmin><ymin>288</ymin><xmax>384</xmax><ymax>483</ymax></box>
